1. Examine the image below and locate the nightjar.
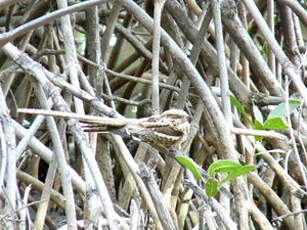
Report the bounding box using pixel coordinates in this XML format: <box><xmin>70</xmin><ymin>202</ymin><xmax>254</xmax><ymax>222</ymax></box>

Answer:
<box><xmin>18</xmin><ymin>108</ymin><xmax>191</xmax><ymax>149</ymax></box>
<box><xmin>126</xmin><ymin>109</ymin><xmax>190</xmax><ymax>149</ymax></box>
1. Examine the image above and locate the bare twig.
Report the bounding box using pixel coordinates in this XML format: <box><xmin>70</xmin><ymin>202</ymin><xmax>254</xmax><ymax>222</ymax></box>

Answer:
<box><xmin>151</xmin><ymin>0</ymin><xmax>166</xmax><ymax>115</ymax></box>
<box><xmin>0</xmin><ymin>0</ymin><xmax>110</xmax><ymax>47</ymax></box>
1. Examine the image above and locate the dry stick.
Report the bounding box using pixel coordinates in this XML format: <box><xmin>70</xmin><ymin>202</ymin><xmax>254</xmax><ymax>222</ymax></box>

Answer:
<box><xmin>285</xmin><ymin>77</ymin><xmax>307</xmax><ymax>191</ymax></box>
<box><xmin>115</xmin><ymin>143</ymin><xmax>151</xmax><ymax>208</ymax></box>
<box><xmin>2</xmin><ymin>7</ymin><xmax>35</xmax><ymax>97</ymax></box>
<box><xmin>85</xmin><ymin>5</ymin><xmax>102</xmax><ymax>97</ymax></box>
<box><xmin>108</xmin><ymin>14</ymin><xmax>131</xmax><ymax>69</ymax></box>
<box><xmin>220</xmin><ymin>0</ymin><xmax>284</xmax><ymax>97</ymax></box>
<box><xmin>17</xmin><ymin>117</ymin><xmax>282</xmax><ymax>226</ymax></box>
<box><xmin>178</xmin><ymin>103</ymin><xmax>206</xmax><ymax>230</ymax></box>
<box><xmin>110</xmin><ymin>135</ymin><xmax>164</xmax><ymax>230</ymax></box>
<box><xmin>101</xmin><ymin>93</ymin><xmax>151</xmax><ymax>106</ymax></box>
<box><xmin>15</xmin><ymin>108</ymin><xmax>49</xmax><ymax>160</ymax></box>
<box><xmin>113</xmin><ymin>47</ymin><xmax>143</xmax><ymax>73</ymax></box>
<box><xmin>115</xmin><ymin>24</ymin><xmax>168</xmax><ymax>73</ymax></box>
<box><xmin>292</xmin><ymin>14</ymin><xmax>305</xmax><ymax>48</ymax></box>
<box><xmin>184</xmin><ymin>180</ymin><xmax>237</xmax><ymax>230</ymax></box>
<box><xmin>230</xmin><ymin>128</ymin><xmax>286</xmax><ymax>140</ymax></box>
<box><xmin>56</xmin><ymin>0</ymin><xmax>83</xmax><ymax>118</ymax></box>
<box><xmin>185</xmin><ymin>0</ymin><xmax>202</xmax><ymax>15</ymax></box>
<box><xmin>279</xmin><ymin>3</ymin><xmax>301</xmax><ymax>66</ymax></box>
<box><xmin>102</xmin><ymin>66</ymin><xmax>116</xmax><ymax>109</ymax></box>
<box><xmin>0</xmin><ymin>118</ymin><xmax>6</xmax><ymax>186</ymax></box>
<box><xmin>117</xmin><ymin>0</ymin><xmax>237</xmax><ymax>161</ymax></box>
<box><xmin>267</xmin><ymin>0</ymin><xmax>276</xmax><ymax>75</ymax></box>
<box><xmin>237</xmin><ymin>2</ymin><xmax>250</xmax><ymax>89</ymax></box>
<box><xmin>0</xmin><ymin>199</ymin><xmax>47</xmax><ymax>223</ymax></box>
<box><xmin>8</xmin><ymin>42</ymin><xmax>159</xmax><ymax>229</ymax></box>
<box><xmin>35</xmin><ymin>49</ymin><xmax>180</xmax><ymax>92</ymax></box>
<box><xmin>139</xmin><ymin>163</ymin><xmax>177</xmax><ymax>230</ymax></box>
<box><xmin>168</xmin><ymin>5</ymin><xmax>209</xmax><ymax>228</ymax></box>
<box><xmin>85</xmin><ymin>6</ymin><xmax>112</xmax><ymax>226</ymax></box>
<box><xmin>278</xmin><ymin>0</ymin><xmax>307</xmax><ymax>27</ymax></box>
<box><xmin>211</xmin><ymin>0</ymin><xmax>232</xmax><ymax>125</ymax></box>
<box><xmin>211</xmin><ymin>2</ymin><xmax>235</xmax><ymax>226</ymax></box>
<box><xmin>0</xmin><ymin>0</ymin><xmax>110</xmax><ymax>47</ymax></box>
<box><xmin>248</xmin><ymin>201</ymin><xmax>274</xmax><ymax>230</ymax></box>
<box><xmin>34</xmin><ymin>154</ymin><xmax>58</xmax><ymax>230</ymax></box>
<box><xmin>101</xmin><ymin>5</ymin><xmax>121</xmax><ymax>62</ymax></box>
<box><xmin>164</xmin><ymin>0</ymin><xmax>251</xmax><ymax>108</ymax></box>
<box><xmin>19</xmin><ymin>185</ymin><xmax>31</xmax><ymax>230</ymax></box>
<box><xmin>256</xmin><ymin>148</ymin><xmax>306</xmax><ymax>198</ymax></box>
<box><xmin>201</xmin><ymin>203</ymin><xmax>217</xmax><ymax>230</ymax></box>
<box><xmin>35</xmin><ymin>83</ymin><xmax>78</xmax><ymax>230</ymax></box>
<box><xmin>57</xmin><ymin>1</ymin><xmax>105</xmax><ymax>223</ymax></box>
<box><xmin>96</xmin><ymin>136</ymin><xmax>117</xmax><ymax>202</ymax></box>
<box><xmin>13</xmin><ymin>121</ymin><xmax>86</xmax><ymax>194</ymax></box>
<box><xmin>17</xmin><ymin>170</ymin><xmax>68</xmax><ymax>213</ymax></box>
<box><xmin>17</xmin><ymin>109</ymin><xmax>128</xmax><ymax>126</ymax></box>
<box><xmin>2</xmin><ymin>43</ymin><xmax>124</xmax><ymax>230</ymax></box>
<box><xmin>0</xmin><ymin>0</ymin><xmax>30</xmax><ymax>9</ymax></box>
<box><xmin>247</xmin><ymin>173</ymin><xmax>295</xmax><ymax>229</ymax></box>
<box><xmin>129</xmin><ymin>199</ymin><xmax>139</xmax><ymax>230</ymax></box>
<box><xmin>176</xmin><ymin>3</ymin><xmax>209</xmax><ymax>110</ymax></box>
<box><xmin>272</xmin><ymin>209</ymin><xmax>307</xmax><ymax>224</ymax></box>
<box><xmin>241</xmin><ymin>0</ymin><xmax>307</xmax><ymax>106</ymax></box>
<box><xmin>284</xmin><ymin>77</ymin><xmax>306</xmax><ymax>230</ymax></box>
<box><xmin>151</xmin><ymin>0</ymin><xmax>165</xmax><ymax>115</ymax></box>
<box><xmin>107</xmin><ymin>69</ymin><xmax>179</xmax><ymax>92</ymax></box>
<box><xmin>0</xmin><ymin>86</ymin><xmax>16</xmax><ymax>230</ymax></box>
<box><xmin>18</xmin><ymin>108</ymin><xmax>286</xmax><ymax>140</ymax></box>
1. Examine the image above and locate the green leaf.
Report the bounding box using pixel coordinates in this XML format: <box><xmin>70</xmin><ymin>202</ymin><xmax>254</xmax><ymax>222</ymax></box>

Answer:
<box><xmin>252</xmin><ymin>120</ymin><xmax>265</xmax><ymax>141</ymax></box>
<box><xmin>230</xmin><ymin>96</ymin><xmax>253</xmax><ymax>125</ymax></box>
<box><xmin>253</xmin><ymin>105</ymin><xmax>263</xmax><ymax>123</ymax></box>
<box><xmin>221</xmin><ymin>165</ymin><xmax>256</xmax><ymax>183</ymax></box>
<box><xmin>176</xmin><ymin>155</ymin><xmax>202</xmax><ymax>180</ymax></box>
<box><xmin>205</xmin><ymin>178</ymin><xmax>219</xmax><ymax>197</ymax></box>
<box><xmin>253</xmin><ymin>120</ymin><xmax>265</xmax><ymax>130</ymax></box>
<box><xmin>207</xmin><ymin>160</ymin><xmax>241</xmax><ymax>177</ymax></box>
<box><xmin>255</xmin><ymin>136</ymin><xmax>264</xmax><ymax>142</ymax></box>
<box><xmin>230</xmin><ymin>96</ymin><xmax>246</xmax><ymax>115</ymax></box>
<box><xmin>268</xmin><ymin>99</ymin><xmax>301</xmax><ymax>119</ymax></box>
<box><xmin>263</xmin><ymin>117</ymin><xmax>288</xmax><ymax>130</ymax></box>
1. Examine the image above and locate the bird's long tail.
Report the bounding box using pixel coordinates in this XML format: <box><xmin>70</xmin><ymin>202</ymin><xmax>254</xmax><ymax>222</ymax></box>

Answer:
<box><xmin>17</xmin><ymin>108</ymin><xmax>129</xmax><ymax>127</ymax></box>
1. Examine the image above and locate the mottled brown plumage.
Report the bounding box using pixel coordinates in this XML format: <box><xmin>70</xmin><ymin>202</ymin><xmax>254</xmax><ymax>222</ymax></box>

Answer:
<box><xmin>18</xmin><ymin>108</ymin><xmax>191</xmax><ymax>149</ymax></box>
<box><xmin>126</xmin><ymin>109</ymin><xmax>190</xmax><ymax>149</ymax></box>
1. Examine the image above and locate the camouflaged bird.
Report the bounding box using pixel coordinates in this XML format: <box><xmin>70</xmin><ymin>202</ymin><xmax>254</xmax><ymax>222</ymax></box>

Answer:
<box><xmin>126</xmin><ymin>109</ymin><xmax>190</xmax><ymax>149</ymax></box>
<box><xmin>18</xmin><ymin>109</ymin><xmax>191</xmax><ymax>149</ymax></box>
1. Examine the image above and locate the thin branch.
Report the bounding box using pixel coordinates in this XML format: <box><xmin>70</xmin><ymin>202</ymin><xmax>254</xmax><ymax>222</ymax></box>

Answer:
<box><xmin>242</xmin><ymin>0</ymin><xmax>307</xmax><ymax>106</ymax></box>
<box><xmin>211</xmin><ymin>0</ymin><xmax>232</xmax><ymax>124</ymax></box>
<box><xmin>0</xmin><ymin>0</ymin><xmax>110</xmax><ymax>47</ymax></box>
<box><xmin>151</xmin><ymin>0</ymin><xmax>166</xmax><ymax>115</ymax></box>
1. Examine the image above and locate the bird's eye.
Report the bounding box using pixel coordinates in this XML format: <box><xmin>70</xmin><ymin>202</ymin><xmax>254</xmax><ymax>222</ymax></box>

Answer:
<box><xmin>187</xmin><ymin>116</ymin><xmax>192</xmax><ymax>123</ymax></box>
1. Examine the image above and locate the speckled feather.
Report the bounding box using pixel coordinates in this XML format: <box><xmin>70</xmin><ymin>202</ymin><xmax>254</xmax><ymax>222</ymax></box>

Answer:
<box><xmin>126</xmin><ymin>109</ymin><xmax>190</xmax><ymax>148</ymax></box>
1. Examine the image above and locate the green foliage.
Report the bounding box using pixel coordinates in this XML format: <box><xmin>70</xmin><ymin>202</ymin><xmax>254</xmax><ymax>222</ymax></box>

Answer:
<box><xmin>176</xmin><ymin>156</ymin><xmax>255</xmax><ymax>197</ymax></box>
<box><xmin>268</xmin><ymin>99</ymin><xmax>301</xmax><ymax>118</ymax></box>
<box><xmin>229</xmin><ymin>96</ymin><xmax>252</xmax><ymax>125</ymax></box>
<box><xmin>176</xmin><ymin>155</ymin><xmax>202</xmax><ymax>180</ymax></box>
<box><xmin>205</xmin><ymin>179</ymin><xmax>219</xmax><ymax>197</ymax></box>
<box><xmin>207</xmin><ymin>160</ymin><xmax>241</xmax><ymax>176</ymax></box>
<box><xmin>230</xmin><ymin>96</ymin><xmax>302</xmax><ymax>136</ymax></box>
<box><xmin>208</xmin><ymin>160</ymin><xmax>256</xmax><ymax>184</ymax></box>
<box><xmin>220</xmin><ymin>165</ymin><xmax>256</xmax><ymax>183</ymax></box>
<box><xmin>263</xmin><ymin>117</ymin><xmax>288</xmax><ymax>129</ymax></box>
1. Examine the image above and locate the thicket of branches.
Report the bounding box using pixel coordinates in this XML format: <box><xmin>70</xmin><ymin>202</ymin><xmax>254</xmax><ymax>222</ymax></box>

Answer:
<box><xmin>0</xmin><ymin>0</ymin><xmax>306</xmax><ymax>229</ymax></box>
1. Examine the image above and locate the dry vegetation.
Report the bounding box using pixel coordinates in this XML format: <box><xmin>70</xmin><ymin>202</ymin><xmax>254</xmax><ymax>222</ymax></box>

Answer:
<box><xmin>0</xmin><ymin>0</ymin><xmax>306</xmax><ymax>229</ymax></box>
